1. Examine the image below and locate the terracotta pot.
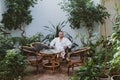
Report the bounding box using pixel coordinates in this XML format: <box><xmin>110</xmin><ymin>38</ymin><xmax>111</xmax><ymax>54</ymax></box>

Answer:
<box><xmin>111</xmin><ymin>75</ymin><xmax>120</xmax><ymax>80</ymax></box>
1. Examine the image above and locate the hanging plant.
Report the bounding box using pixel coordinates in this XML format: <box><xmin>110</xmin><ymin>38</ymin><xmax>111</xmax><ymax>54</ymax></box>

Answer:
<box><xmin>1</xmin><ymin>0</ymin><xmax>37</xmax><ymax>37</ymax></box>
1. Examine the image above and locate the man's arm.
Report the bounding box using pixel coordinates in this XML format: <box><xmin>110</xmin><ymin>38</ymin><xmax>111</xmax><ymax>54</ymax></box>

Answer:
<box><xmin>64</xmin><ymin>38</ymin><xmax>72</xmax><ymax>49</ymax></box>
<box><xmin>50</xmin><ymin>38</ymin><xmax>56</xmax><ymax>48</ymax></box>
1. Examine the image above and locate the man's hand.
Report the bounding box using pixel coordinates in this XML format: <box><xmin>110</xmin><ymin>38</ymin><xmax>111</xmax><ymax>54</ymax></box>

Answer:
<box><xmin>64</xmin><ymin>46</ymin><xmax>68</xmax><ymax>49</ymax></box>
<box><xmin>51</xmin><ymin>46</ymin><xmax>55</xmax><ymax>49</ymax></box>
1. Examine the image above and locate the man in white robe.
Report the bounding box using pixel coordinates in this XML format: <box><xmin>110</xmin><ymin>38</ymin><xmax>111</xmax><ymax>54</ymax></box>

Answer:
<box><xmin>50</xmin><ymin>31</ymin><xmax>72</xmax><ymax>58</ymax></box>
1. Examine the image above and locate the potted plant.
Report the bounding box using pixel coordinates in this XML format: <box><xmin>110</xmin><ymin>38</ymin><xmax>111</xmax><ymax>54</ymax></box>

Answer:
<box><xmin>82</xmin><ymin>36</ymin><xmax>112</xmax><ymax>80</ymax></box>
<box><xmin>109</xmin><ymin>24</ymin><xmax>120</xmax><ymax>79</ymax></box>
<box><xmin>109</xmin><ymin>49</ymin><xmax>120</xmax><ymax>74</ymax></box>
<box><xmin>111</xmin><ymin>75</ymin><xmax>120</xmax><ymax>80</ymax></box>
<box><xmin>60</xmin><ymin>0</ymin><xmax>110</xmax><ymax>38</ymax></box>
<box><xmin>0</xmin><ymin>49</ymin><xmax>26</xmax><ymax>80</ymax></box>
<box><xmin>70</xmin><ymin>35</ymin><xmax>112</xmax><ymax>80</ymax></box>
<box><xmin>90</xmin><ymin>37</ymin><xmax>111</xmax><ymax>80</ymax></box>
<box><xmin>109</xmin><ymin>49</ymin><xmax>120</xmax><ymax>79</ymax></box>
<box><xmin>70</xmin><ymin>58</ymin><xmax>100</xmax><ymax>80</ymax></box>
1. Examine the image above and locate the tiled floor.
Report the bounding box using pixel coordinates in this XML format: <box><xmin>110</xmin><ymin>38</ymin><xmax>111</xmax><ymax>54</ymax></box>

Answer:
<box><xmin>24</xmin><ymin>65</ymin><xmax>111</xmax><ymax>80</ymax></box>
<box><xmin>24</xmin><ymin>64</ymin><xmax>73</xmax><ymax>80</ymax></box>
<box><xmin>24</xmin><ymin>72</ymin><xmax>68</xmax><ymax>80</ymax></box>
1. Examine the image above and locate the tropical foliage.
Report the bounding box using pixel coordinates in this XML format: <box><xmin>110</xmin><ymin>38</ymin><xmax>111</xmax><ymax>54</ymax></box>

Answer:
<box><xmin>60</xmin><ymin>0</ymin><xmax>110</xmax><ymax>37</ymax></box>
<box><xmin>0</xmin><ymin>49</ymin><xmax>26</xmax><ymax>80</ymax></box>
<box><xmin>2</xmin><ymin>0</ymin><xmax>37</xmax><ymax>36</ymax></box>
<box><xmin>71</xmin><ymin>36</ymin><xmax>113</xmax><ymax>80</ymax></box>
<box><xmin>109</xmin><ymin>3</ymin><xmax>120</xmax><ymax>75</ymax></box>
<box><xmin>43</xmin><ymin>21</ymin><xmax>78</xmax><ymax>48</ymax></box>
<box><xmin>43</xmin><ymin>21</ymin><xmax>67</xmax><ymax>42</ymax></box>
<box><xmin>70</xmin><ymin>58</ymin><xmax>100</xmax><ymax>80</ymax></box>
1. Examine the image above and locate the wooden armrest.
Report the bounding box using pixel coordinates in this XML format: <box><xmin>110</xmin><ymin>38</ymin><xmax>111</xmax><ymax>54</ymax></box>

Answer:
<box><xmin>66</xmin><ymin>57</ymin><xmax>71</xmax><ymax>62</ymax></box>
<box><xmin>72</xmin><ymin>47</ymin><xmax>90</xmax><ymax>54</ymax></box>
<box><xmin>30</xmin><ymin>42</ymin><xmax>41</xmax><ymax>47</ymax></box>
<box><xmin>20</xmin><ymin>46</ymin><xmax>35</xmax><ymax>53</ymax></box>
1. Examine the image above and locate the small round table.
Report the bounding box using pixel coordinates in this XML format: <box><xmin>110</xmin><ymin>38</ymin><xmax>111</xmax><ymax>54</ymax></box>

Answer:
<box><xmin>40</xmin><ymin>49</ymin><xmax>61</xmax><ymax>73</ymax></box>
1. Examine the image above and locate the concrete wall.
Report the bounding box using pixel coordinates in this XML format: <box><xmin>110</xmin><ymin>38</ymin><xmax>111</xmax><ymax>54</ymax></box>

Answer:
<box><xmin>0</xmin><ymin>0</ymin><xmax>5</xmax><ymax>21</ymax></box>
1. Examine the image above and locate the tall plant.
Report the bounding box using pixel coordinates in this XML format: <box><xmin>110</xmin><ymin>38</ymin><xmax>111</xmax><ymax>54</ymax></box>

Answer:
<box><xmin>60</xmin><ymin>0</ymin><xmax>110</xmax><ymax>37</ymax></box>
<box><xmin>71</xmin><ymin>36</ymin><xmax>113</xmax><ymax>80</ymax></box>
<box><xmin>109</xmin><ymin>18</ymin><xmax>120</xmax><ymax>75</ymax></box>
<box><xmin>70</xmin><ymin>58</ymin><xmax>100</xmax><ymax>80</ymax></box>
<box><xmin>1</xmin><ymin>0</ymin><xmax>37</xmax><ymax>37</ymax></box>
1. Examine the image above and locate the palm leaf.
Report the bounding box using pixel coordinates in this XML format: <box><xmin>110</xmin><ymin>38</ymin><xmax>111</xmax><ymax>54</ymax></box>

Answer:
<box><xmin>44</xmin><ymin>26</ymin><xmax>55</xmax><ymax>33</ymax></box>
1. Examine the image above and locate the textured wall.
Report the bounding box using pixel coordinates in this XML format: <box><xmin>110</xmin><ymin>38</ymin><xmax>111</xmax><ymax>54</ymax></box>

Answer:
<box><xmin>0</xmin><ymin>0</ymin><xmax>100</xmax><ymax>46</ymax></box>
<box><xmin>100</xmin><ymin>0</ymin><xmax>120</xmax><ymax>36</ymax></box>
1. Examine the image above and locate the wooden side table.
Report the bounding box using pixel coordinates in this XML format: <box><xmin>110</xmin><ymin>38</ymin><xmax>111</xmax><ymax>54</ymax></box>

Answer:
<box><xmin>40</xmin><ymin>49</ymin><xmax>61</xmax><ymax>73</ymax></box>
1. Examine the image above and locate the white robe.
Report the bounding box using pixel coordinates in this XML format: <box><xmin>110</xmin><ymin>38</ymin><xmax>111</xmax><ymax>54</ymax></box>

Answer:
<box><xmin>50</xmin><ymin>37</ymin><xmax>72</xmax><ymax>58</ymax></box>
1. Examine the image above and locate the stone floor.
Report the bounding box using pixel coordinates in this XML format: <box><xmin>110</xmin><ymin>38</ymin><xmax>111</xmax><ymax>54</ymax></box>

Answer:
<box><xmin>23</xmin><ymin>63</ymin><xmax>74</xmax><ymax>80</ymax></box>
<box><xmin>24</xmin><ymin>71</ymin><xmax>69</xmax><ymax>80</ymax></box>
<box><xmin>23</xmin><ymin>65</ymin><xmax>110</xmax><ymax>80</ymax></box>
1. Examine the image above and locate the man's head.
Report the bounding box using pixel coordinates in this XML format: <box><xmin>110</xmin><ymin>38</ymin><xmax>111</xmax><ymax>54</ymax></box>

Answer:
<box><xmin>58</xmin><ymin>31</ymin><xmax>64</xmax><ymax>39</ymax></box>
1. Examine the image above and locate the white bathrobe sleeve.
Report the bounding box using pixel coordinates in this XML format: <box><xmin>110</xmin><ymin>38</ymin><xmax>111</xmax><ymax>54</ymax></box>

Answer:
<box><xmin>65</xmin><ymin>38</ymin><xmax>72</xmax><ymax>48</ymax></box>
<box><xmin>50</xmin><ymin>38</ymin><xmax>56</xmax><ymax>47</ymax></box>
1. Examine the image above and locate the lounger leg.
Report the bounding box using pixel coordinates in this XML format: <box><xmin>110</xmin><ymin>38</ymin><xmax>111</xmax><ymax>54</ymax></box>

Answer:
<box><xmin>68</xmin><ymin>67</ymin><xmax>70</xmax><ymax>76</ymax></box>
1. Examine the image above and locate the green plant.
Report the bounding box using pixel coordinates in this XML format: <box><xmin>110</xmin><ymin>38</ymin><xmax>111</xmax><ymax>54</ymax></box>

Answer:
<box><xmin>109</xmin><ymin>29</ymin><xmax>120</xmax><ymax>75</ymax></box>
<box><xmin>0</xmin><ymin>23</ymin><xmax>13</xmax><ymax>59</ymax></box>
<box><xmin>109</xmin><ymin>50</ymin><xmax>120</xmax><ymax>75</ymax></box>
<box><xmin>1</xmin><ymin>0</ymin><xmax>37</xmax><ymax>36</ymax></box>
<box><xmin>60</xmin><ymin>0</ymin><xmax>110</xmax><ymax>37</ymax></box>
<box><xmin>0</xmin><ymin>32</ymin><xmax>43</xmax><ymax>61</ymax></box>
<box><xmin>113</xmin><ymin>15</ymin><xmax>120</xmax><ymax>30</ymax></box>
<box><xmin>70</xmin><ymin>58</ymin><xmax>100</xmax><ymax>80</ymax></box>
<box><xmin>11</xmin><ymin>32</ymin><xmax>44</xmax><ymax>46</ymax></box>
<box><xmin>0</xmin><ymin>49</ymin><xmax>26</xmax><ymax>80</ymax></box>
<box><xmin>108</xmin><ymin>2</ymin><xmax>120</xmax><ymax>75</ymax></box>
<box><xmin>92</xmin><ymin>36</ymin><xmax>113</xmax><ymax>64</ymax></box>
<box><xmin>70</xmin><ymin>37</ymin><xmax>113</xmax><ymax>79</ymax></box>
<box><xmin>43</xmin><ymin>21</ymin><xmax>67</xmax><ymax>42</ymax></box>
<box><xmin>71</xmin><ymin>36</ymin><xmax>113</xmax><ymax>80</ymax></box>
<box><xmin>43</xmin><ymin>21</ymin><xmax>78</xmax><ymax>48</ymax></box>
<box><xmin>76</xmin><ymin>33</ymin><xmax>113</xmax><ymax>62</ymax></box>
<box><xmin>0</xmin><ymin>23</ymin><xmax>9</xmax><ymax>35</ymax></box>
<box><xmin>0</xmin><ymin>34</ymin><xmax>15</xmax><ymax>54</ymax></box>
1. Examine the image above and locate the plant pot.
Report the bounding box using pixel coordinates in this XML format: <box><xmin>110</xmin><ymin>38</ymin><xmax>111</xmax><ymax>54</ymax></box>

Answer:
<box><xmin>99</xmin><ymin>74</ymin><xmax>110</xmax><ymax>80</ymax></box>
<box><xmin>100</xmin><ymin>77</ymin><xmax>110</xmax><ymax>80</ymax></box>
<box><xmin>111</xmin><ymin>75</ymin><xmax>120</xmax><ymax>80</ymax></box>
<box><xmin>109</xmin><ymin>69</ymin><xmax>119</xmax><ymax>76</ymax></box>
